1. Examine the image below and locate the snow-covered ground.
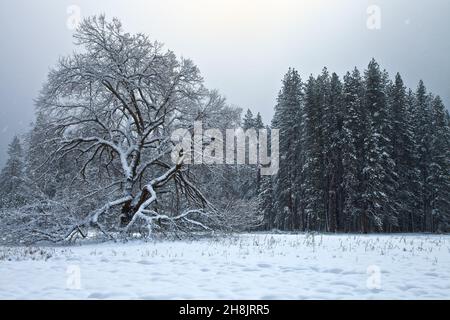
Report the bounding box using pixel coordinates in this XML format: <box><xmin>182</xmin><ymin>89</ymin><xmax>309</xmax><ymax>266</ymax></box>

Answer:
<box><xmin>1</xmin><ymin>233</ymin><xmax>449</xmax><ymax>300</ymax></box>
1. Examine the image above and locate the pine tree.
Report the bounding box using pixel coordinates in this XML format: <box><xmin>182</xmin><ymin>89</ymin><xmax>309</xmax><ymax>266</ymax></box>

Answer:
<box><xmin>254</xmin><ymin>113</ymin><xmax>265</xmax><ymax>130</ymax></box>
<box><xmin>0</xmin><ymin>137</ymin><xmax>27</xmax><ymax>208</ymax></box>
<box><xmin>429</xmin><ymin>96</ymin><xmax>450</xmax><ymax>232</ymax></box>
<box><xmin>322</xmin><ymin>72</ymin><xmax>344</xmax><ymax>232</ymax></box>
<box><xmin>253</xmin><ymin>112</ymin><xmax>266</xmax><ymax>194</ymax></box>
<box><xmin>272</xmin><ymin>68</ymin><xmax>303</xmax><ymax>230</ymax></box>
<box><xmin>361</xmin><ymin>59</ymin><xmax>397</xmax><ymax>232</ymax></box>
<box><xmin>341</xmin><ymin>68</ymin><xmax>366</xmax><ymax>231</ymax></box>
<box><xmin>243</xmin><ymin>109</ymin><xmax>255</xmax><ymax>130</ymax></box>
<box><xmin>237</xmin><ymin>109</ymin><xmax>256</xmax><ymax>199</ymax></box>
<box><xmin>412</xmin><ymin>80</ymin><xmax>434</xmax><ymax>231</ymax></box>
<box><xmin>302</xmin><ymin>74</ymin><xmax>326</xmax><ymax>231</ymax></box>
<box><xmin>25</xmin><ymin>112</ymin><xmax>59</xmax><ymax>199</ymax></box>
<box><xmin>239</xmin><ymin>110</ymin><xmax>267</xmax><ymax>199</ymax></box>
<box><xmin>259</xmin><ymin>175</ymin><xmax>275</xmax><ymax>230</ymax></box>
<box><xmin>388</xmin><ymin>73</ymin><xmax>417</xmax><ymax>231</ymax></box>
<box><xmin>258</xmin><ymin>125</ymin><xmax>276</xmax><ymax>230</ymax></box>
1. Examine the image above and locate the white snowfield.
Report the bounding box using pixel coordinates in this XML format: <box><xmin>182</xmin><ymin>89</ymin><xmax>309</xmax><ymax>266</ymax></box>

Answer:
<box><xmin>0</xmin><ymin>233</ymin><xmax>449</xmax><ymax>300</ymax></box>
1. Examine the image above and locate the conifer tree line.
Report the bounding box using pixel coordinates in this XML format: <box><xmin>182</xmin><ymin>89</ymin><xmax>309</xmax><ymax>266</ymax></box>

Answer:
<box><xmin>0</xmin><ymin>52</ymin><xmax>449</xmax><ymax>241</ymax></box>
<box><xmin>260</xmin><ymin>59</ymin><xmax>450</xmax><ymax>233</ymax></box>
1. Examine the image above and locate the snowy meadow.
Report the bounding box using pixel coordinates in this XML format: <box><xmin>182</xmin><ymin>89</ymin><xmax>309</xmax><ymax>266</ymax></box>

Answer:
<box><xmin>0</xmin><ymin>12</ymin><xmax>449</xmax><ymax>303</ymax></box>
<box><xmin>1</xmin><ymin>233</ymin><xmax>449</xmax><ymax>300</ymax></box>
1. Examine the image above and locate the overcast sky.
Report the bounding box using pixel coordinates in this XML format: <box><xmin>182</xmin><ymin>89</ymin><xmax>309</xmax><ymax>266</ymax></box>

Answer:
<box><xmin>0</xmin><ymin>0</ymin><xmax>449</xmax><ymax>166</ymax></box>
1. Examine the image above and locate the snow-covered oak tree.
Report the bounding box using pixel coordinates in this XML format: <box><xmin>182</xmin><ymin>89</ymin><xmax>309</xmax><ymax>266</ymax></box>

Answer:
<box><xmin>36</xmin><ymin>16</ymin><xmax>223</xmax><ymax>240</ymax></box>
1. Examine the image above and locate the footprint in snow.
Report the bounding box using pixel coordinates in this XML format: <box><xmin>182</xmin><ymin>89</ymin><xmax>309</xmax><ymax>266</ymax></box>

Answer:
<box><xmin>424</xmin><ymin>272</ymin><xmax>439</xmax><ymax>277</ymax></box>
<box><xmin>88</xmin><ymin>292</ymin><xmax>121</xmax><ymax>299</ymax></box>
<box><xmin>137</xmin><ymin>260</ymin><xmax>154</xmax><ymax>265</ymax></box>
<box><xmin>323</xmin><ymin>268</ymin><xmax>343</xmax><ymax>274</ymax></box>
<box><xmin>330</xmin><ymin>281</ymin><xmax>355</xmax><ymax>288</ymax></box>
<box><xmin>118</xmin><ymin>259</ymin><xmax>130</xmax><ymax>263</ymax></box>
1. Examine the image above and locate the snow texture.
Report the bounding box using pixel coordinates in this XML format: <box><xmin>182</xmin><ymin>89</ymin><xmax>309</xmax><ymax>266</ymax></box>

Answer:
<box><xmin>1</xmin><ymin>233</ymin><xmax>449</xmax><ymax>300</ymax></box>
